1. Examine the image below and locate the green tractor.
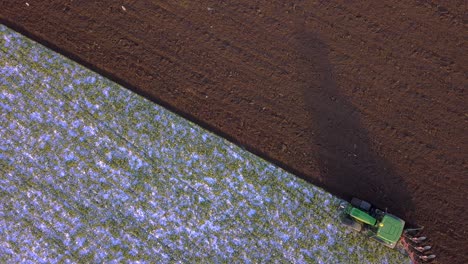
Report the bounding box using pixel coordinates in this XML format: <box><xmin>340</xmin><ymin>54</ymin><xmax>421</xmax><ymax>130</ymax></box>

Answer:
<box><xmin>340</xmin><ymin>197</ymin><xmax>405</xmax><ymax>248</ymax></box>
<box><xmin>340</xmin><ymin>198</ymin><xmax>436</xmax><ymax>263</ymax></box>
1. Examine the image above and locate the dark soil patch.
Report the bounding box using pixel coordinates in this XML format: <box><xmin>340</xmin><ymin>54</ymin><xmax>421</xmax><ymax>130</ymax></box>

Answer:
<box><xmin>1</xmin><ymin>1</ymin><xmax>466</xmax><ymax>263</ymax></box>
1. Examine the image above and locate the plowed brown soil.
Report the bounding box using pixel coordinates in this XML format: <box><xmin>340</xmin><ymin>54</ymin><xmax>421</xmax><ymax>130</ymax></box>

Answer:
<box><xmin>1</xmin><ymin>1</ymin><xmax>466</xmax><ymax>263</ymax></box>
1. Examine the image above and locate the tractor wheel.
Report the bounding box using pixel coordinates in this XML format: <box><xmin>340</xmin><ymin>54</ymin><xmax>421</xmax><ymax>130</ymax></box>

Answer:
<box><xmin>351</xmin><ymin>197</ymin><xmax>371</xmax><ymax>211</ymax></box>
<box><xmin>343</xmin><ymin>217</ymin><xmax>362</xmax><ymax>232</ymax></box>
<box><xmin>351</xmin><ymin>198</ymin><xmax>362</xmax><ymax>207</ymax></box>
<box><xmin>360</xmin><ymin>201</ymin><xmax>371</xmax><ymax>211</ymax></box>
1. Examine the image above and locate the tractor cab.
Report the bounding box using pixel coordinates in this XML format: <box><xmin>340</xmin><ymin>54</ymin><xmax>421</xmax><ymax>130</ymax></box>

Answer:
<box><xmin>372</xmin><ymin>214</ymin><xmax>405</xmax><ymax>248</ymax></box>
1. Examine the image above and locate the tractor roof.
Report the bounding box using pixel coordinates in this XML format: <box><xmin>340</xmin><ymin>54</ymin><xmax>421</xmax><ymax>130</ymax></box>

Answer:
<box><xmin>376</xmin><ymin>214</ymin><xmax>405</xmax><ymax>246</ymax></box>
<box><xmin>349</xmin><ymin>207</ymin><xmax>377</xmax><ymax>226</ymax></box>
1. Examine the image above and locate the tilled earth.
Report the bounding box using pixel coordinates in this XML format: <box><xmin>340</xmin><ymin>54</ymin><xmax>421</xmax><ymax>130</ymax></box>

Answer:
<box><xmin>1</xmin><ymin>1</ymin><xmax>466</xmax><ymax>263</ymax></box>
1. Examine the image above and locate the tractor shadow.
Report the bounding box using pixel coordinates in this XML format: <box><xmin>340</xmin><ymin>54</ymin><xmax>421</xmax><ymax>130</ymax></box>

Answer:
<box><xmin>292</xmin><ymin>26</ymin><xmax>414</xmax><ymax>220</ymax></box>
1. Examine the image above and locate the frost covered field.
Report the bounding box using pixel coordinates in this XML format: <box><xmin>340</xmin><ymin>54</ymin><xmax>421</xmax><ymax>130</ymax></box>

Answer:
<box><xmin>0</xmin><ymin>25</ymin><xmax>409</xmax><ymax>263</ymax></box>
